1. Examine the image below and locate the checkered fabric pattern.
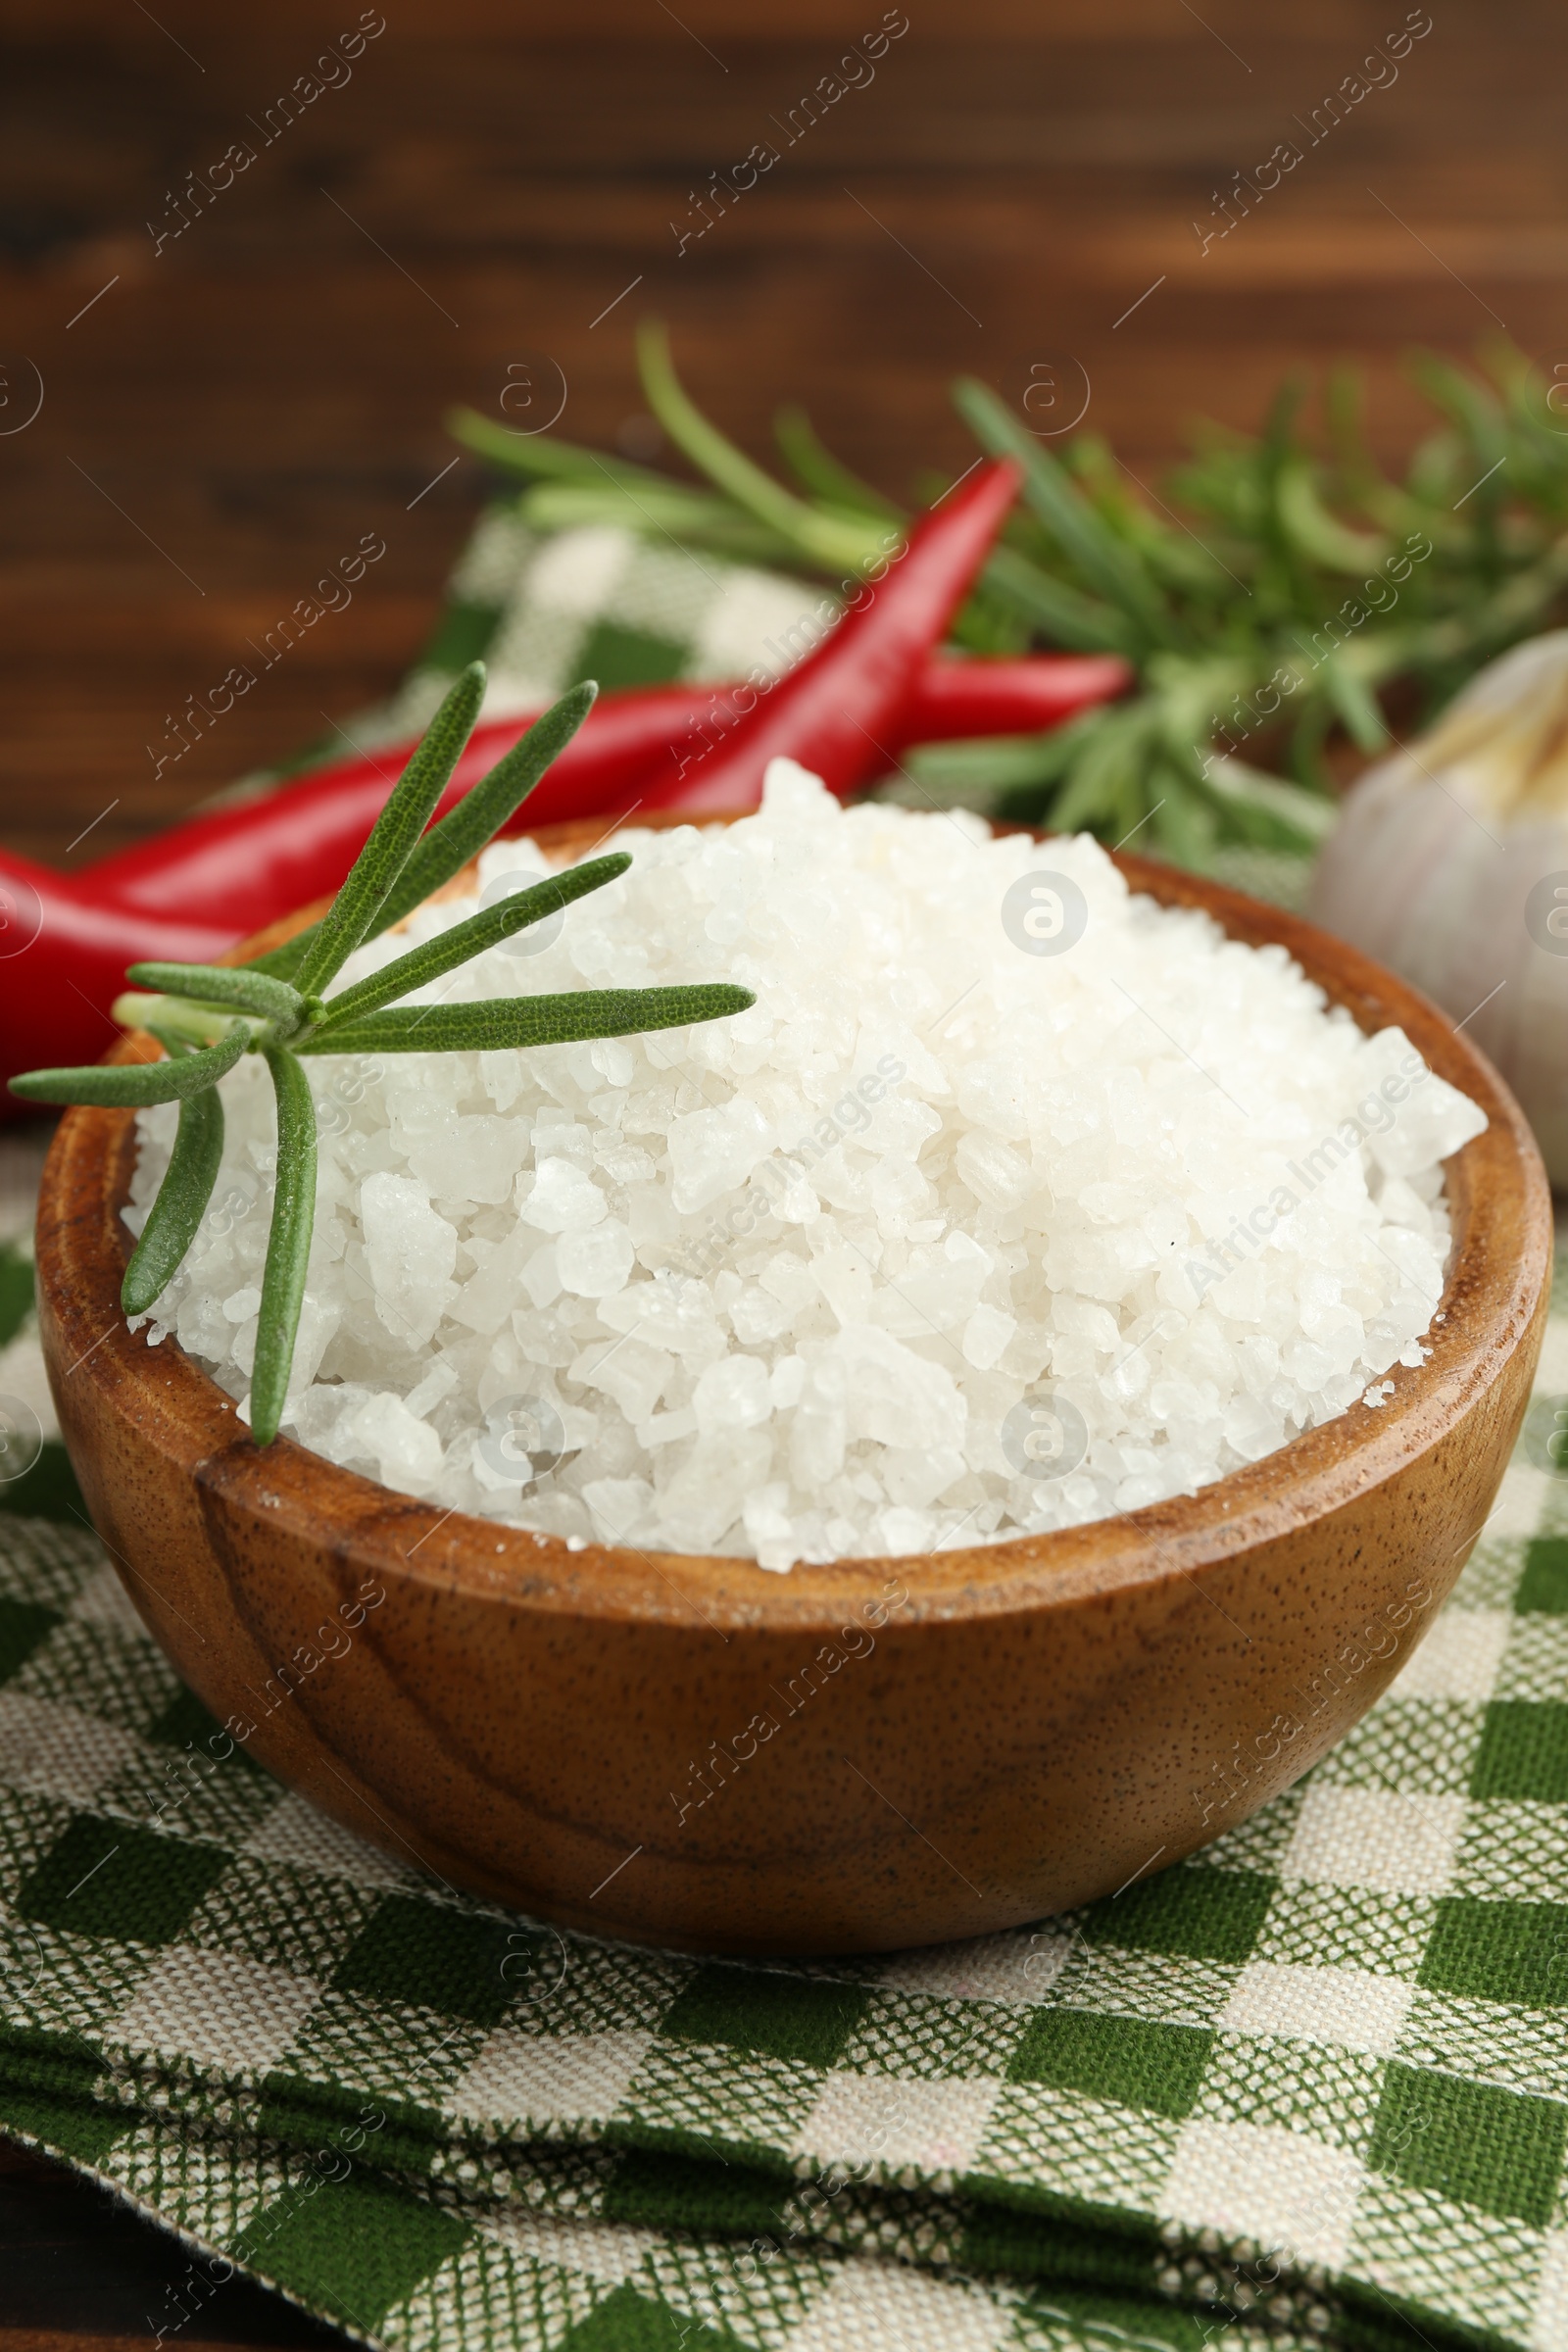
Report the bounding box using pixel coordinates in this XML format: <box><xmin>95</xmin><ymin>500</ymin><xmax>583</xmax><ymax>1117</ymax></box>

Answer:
<box><xmin>383</xmin><ymin>510</ymin><xmax>836</xmax><ymax>740</ymax></box>
<box><xmin>2</xmin><ymin>1120</ymin><xmax>1568</xmax><ymax>2351</ymax></box>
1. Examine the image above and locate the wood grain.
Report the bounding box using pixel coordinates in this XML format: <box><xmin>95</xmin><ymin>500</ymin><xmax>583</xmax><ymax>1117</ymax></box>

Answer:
<box><xmin>5</xmin><ymin>3</ymin><xmax>1568</xmax><ymax>869</ymax></box>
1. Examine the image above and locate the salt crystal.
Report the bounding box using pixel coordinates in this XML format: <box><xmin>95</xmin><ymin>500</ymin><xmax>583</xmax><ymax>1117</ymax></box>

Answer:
<box><xmin>667</xmin><ymin>1096</ymin><xmax>774</xmax><ymax>1213</ymax></box>
<box><xmin>746</xmin><ymin>1485</ymin><xmax>797</xmax><ymax>1572</ymax></box>
<box><xmin>129</xmin><ymin>766</ymin><xmax>1481</xmax><ymax>1571</ymax></box>
<box><xmin>956</xmin><ymin>1131</ymin><xmax>1033</xmax><ymax>1212</ymax></box>
<box><xmin>556</xmin><ymin>1219</ymin><xmax>634</xmax><ymax>1298</ymax></box>
<box><xmin>404</xmin><ymin>1358</ymin><xmax>459</xmax><ymax>1419</ymax></box>
<box><xmin>878</xmin><ymin>1504</ymin><xmax>933</xmax><ymax>1554</ymax></box>
<box><xmin>832</xmin><ymin>1324</ymin><xmax>966</xmax><ymax>1453</ymax></box>
<box><xmin>333</xmin><ymin>1392</ymin><xmax>445</xmax><ymax>1494</ymax></box>
<box><xmin>571</xmin><ymin>1336</ymin><xmax>670</xmax><ymax>1425</ymax></box>
<box><xmin>520</xmin><ymin>1157</ymin><xmax>606</xmax><ymax>1233</ymax></box>
<box><xmin>693</xmin><ymin>1354</ymin><xmax>771</xmax><ymax>1434</ymax></box>
<box><xmin>581</xmin><ymin>1476</ymin><xmax>652</xmax><ymax>1543</ymax></box>
<box><xmin>410</xmin><ymin>1113</ymin><xmax>526</xmax><ymax>1205</ymax></box>
<box><xmin>360</xmin><ymin>1173</ymin><xmax>457</xmax><ymax>1350</ymax></box>
<box><xmin>637</xmin><ymin>1404</ymin><xmax>698</xmax><ymax>1449</ymax></box>
<box><xmin>518</xmin><ymin>1240</ymin><xmax>563</xmax><ymax>1309</ymax></box>
<box><xmin>962</xmin><ymin>1303</ymin><xmax>1017</xmax><ymax>1370</ymax></box>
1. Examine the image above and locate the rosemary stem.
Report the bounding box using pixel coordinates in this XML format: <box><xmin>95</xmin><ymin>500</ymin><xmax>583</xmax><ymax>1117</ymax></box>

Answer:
<box><xmin>250</xmin><ymin>1047</ymin><xmax>318</xmax><ymax>1446</ymax></box>
<box><xmin>112</xmin><ymin>992</ymin><xmax>248</xmax><ymax>1049</ymax></box>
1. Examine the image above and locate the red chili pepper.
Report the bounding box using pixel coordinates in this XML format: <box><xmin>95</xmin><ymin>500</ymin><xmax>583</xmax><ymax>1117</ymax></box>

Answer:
<box><xmin>635</xmin><ymin>460</ymin><xmax>1023</xmax><ymax>815</ymax></box>
<box><xmin>84</xmin><ymin>644</ymin><xmax>1121</xmax><ymax>933</ymax></box>
<box><xmin>899</xmin><ymin>651</ymin><xmax>1129</xmax><ymax>742</ymax></box>
<box><xmin>5</xmin><ymin>465</ymin><xmax>1031</xmax><ymax>1112</ymax></box>
<box><xmin>82</xmin><ymin>688</ymin><xmax>720</xmax><ymax>920</ymax></box>
<box><xmin>0</xmin><ymin>853</ymin><xmax>239</xmax><ymax>1108</ymax></box>
<box><xmin>590</xmin><ymin>651</ymin><xmax>1129</xmax><ymax>805</ymax></box>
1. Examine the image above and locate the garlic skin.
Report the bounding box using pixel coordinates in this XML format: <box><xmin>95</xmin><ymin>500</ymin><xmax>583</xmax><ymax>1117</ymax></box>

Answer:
<box><xmin>1308</xmin><ymin>631</ymin><xmax>1568</xmax><ymax>1184</ymax></box>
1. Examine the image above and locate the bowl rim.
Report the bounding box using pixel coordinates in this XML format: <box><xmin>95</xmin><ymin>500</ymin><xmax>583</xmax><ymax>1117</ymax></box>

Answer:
<box><xmin>38</xmin><ymin>815</ymin><xmax>1552</xmax><ymax>1637</ymax></box>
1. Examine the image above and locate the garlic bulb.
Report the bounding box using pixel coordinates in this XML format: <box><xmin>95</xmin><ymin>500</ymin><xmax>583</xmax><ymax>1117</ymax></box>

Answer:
<box><xmin>1309</xmin><ymin>630</ymin><xmax>1568</xmax><ymax>1183</ymax></box>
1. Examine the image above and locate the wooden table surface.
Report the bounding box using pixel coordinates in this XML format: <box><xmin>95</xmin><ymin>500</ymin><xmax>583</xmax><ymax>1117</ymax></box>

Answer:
<box><xmin>2</xmin><ymin>0</ymin><xmax>1566</xmax><ymax>2335</ymax></box>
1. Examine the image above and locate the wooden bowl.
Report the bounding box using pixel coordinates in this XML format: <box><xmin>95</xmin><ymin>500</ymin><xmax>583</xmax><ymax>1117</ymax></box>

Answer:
<box><xmin>33</xmin><ymin>823</ymin><xmax>1551</xmax><ymax>1956</ymax></box>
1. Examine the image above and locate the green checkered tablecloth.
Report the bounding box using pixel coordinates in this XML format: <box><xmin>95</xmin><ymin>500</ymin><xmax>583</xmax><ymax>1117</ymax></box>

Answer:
<box><xmin>357</xmin><ymin>509</ymin><xmax>838</xmax><ymax>742</ymax></box>
<box><xmin>3</xmin><ymin>1174</ymin><xmax>1568</xmax><ymax>2352</ymax></box>
<box><xmin>3</xmin><ymin>516</ymin><xmax>1565</xmax><ymax>2351</ymax></box>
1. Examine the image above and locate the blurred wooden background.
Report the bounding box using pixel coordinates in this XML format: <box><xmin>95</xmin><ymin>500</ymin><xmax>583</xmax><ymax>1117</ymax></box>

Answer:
<box><xmin>4</xmin><ymin>0</ymin><xmax>1568</xmax><ymax>875</ymax></box>
<box><xmin>2</xmin><ymin>0</ymin><xmax>1567</xmax><ymax>2336</ymax></box>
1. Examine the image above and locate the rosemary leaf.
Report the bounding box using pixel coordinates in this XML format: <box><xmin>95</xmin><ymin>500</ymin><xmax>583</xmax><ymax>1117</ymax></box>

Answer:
<box><xmin>444</xmin><ymin>407</ymin><xmax>673</xmax><ymax>492</ymax></box>
<box><xmin>980</xmin><ymin>546</ymin><xmax>1137</xmax><ymax>656</ymax></box>
<box><xmin>125</xmin><ymin>961</ymin><xmax>304</xmax><ymax>1028</ymax></box>
<box><xmin>1275</xmin><ymin>460</ymin><xmax>1387</xmax><ymax>574</ymax></box>
<box><xmin>904</xmin><ymin>720</ymin><xmax>1089</xmax><ymax>798</ymax></box>
<box><xmin>314</xmin><ymin>855</ymin><xmax>632</xmax><ymax>1031</ymax></box>
<box><xmin>250</xmin><ymin>1046</ymin><xmax>318</xmax><ymax>1447</ymax></box>
<box><xmin>773</xmin><ymin>404</ymin><xmax>905</xmax><ymax>522</ymax></box>
<box><xmin>9</xmin><ymin>1025</ymin><xmax>248</xmax><ymax>1107</ymax></box>
<box><xmin>1317</xmin><ymin>655</ymin><xmax>1391</xmax><ymax>753</ymax></box>
<box><xmin>368</xmin><ymin>682</ymin><xmax>601</xmax><ymax>941</ymax></box>
<box><xmin>122</xmin><ymin>1084</ymin><xmax>225</xmax><ymax>1315</ymax></box>
<box><xmin>292</xmin><ymin>661</ymin><xmax>487</xmax><ymax>998</ymax></box>
<box><xmin>299</xmin><ymin>983</ymin><xmax>755</xmax><ymax>1057</ymax></box>
<box><xmin>638</xmin><ymin>320</ymin><xmax>885</xmax><ymax>574</ymax></box>
<box><xmin>955</xmin><ymin>379</ymin><xmax>1174</xmax><ymax>648</ymax></box>
<box><xmin>1050</xmin><ymin>710</ymin><xmax>1147</xmax><ymax>833</ymax></box>
<box><xmin>517</xmin><ymin>481</ymin><xmax>816</xmax><ymax>571</ymax></box>
<box><xmin>1196</xmin><ymin>757</ymin><xmax>1339</xmax><ymax>852</ymax></box>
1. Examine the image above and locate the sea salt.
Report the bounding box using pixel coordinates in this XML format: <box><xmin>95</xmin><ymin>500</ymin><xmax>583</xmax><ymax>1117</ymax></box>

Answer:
<box><xmin>126</xmin><ymin>761</ymin><xmax>1486</xmax><ymax>1571</ymax></box>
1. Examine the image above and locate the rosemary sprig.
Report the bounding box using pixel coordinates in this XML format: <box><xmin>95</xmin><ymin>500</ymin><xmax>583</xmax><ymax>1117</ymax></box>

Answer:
<box><xmin>10</xmin><ymin>666</ymin><xmax>755</xmax><ymax>1443</ymax></box>
<box><xmin>452</xmin><ymin>330</ymin><xmax>1568</xmax><ymax>867</ymax></box>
